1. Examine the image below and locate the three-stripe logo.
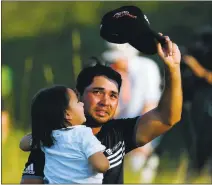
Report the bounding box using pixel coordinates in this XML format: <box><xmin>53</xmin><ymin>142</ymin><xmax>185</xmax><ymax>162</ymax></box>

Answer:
<box><xmin>107</xmin><ymin>141</ymin><xmax>125</xmax><ymax>169</ymax></box>
<box><xmin>23</xmin><ymin>163</ymin><xmax>35</xmax><ymax>174</ymax></box>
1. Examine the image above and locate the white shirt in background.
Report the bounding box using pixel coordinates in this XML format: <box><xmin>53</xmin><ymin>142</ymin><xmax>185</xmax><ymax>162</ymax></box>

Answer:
<box><xmin>119</xmin><ymin>55</ymin><xmax>162</xmax><ymax>118</ymax></box>
<box><xmin>41</xmin><ymin>125</ymin><xmax>106</xmax><ymax>184</ymax></box>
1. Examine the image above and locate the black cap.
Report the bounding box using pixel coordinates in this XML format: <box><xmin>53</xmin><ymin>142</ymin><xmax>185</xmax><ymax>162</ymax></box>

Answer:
<box><xmin>100</xmin><ymin>6</ymin><xmax>166</xmax><ymax>55</ymax></box>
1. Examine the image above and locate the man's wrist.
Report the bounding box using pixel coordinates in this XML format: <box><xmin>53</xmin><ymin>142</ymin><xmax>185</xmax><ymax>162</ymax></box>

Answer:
<box><xmin>164</xmin><ymin>65</ymin><xmax>181</xmax><ymax>77</ymax></box>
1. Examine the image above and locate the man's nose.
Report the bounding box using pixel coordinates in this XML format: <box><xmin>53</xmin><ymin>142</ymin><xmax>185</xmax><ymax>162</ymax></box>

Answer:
<box><xmin>99</xmin><ymin>94</ymin><xmax>110</xmax><ymax>106</ymax></box>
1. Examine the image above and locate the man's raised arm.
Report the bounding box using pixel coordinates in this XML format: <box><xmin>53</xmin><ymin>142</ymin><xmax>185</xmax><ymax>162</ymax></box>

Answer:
<box><xmin>135</xmin><ymin>34</ymin><xmax>182</xmax><ymax>146</ymax></box>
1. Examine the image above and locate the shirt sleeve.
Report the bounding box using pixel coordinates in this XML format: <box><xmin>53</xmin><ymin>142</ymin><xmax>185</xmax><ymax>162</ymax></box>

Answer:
<box><xmin>80</xmin><ymin>127</ymin><xmax>106</xmax><ymax>158</ymax></box>
<box><xmin>113</xmin><ymin>117</ymin><xmax>140</xmax><ymax>154</ymax></box>
<box><xmin>21</xmin><ymin>149</ymin><xmax>45</xmax><ymax>180</ymax></box>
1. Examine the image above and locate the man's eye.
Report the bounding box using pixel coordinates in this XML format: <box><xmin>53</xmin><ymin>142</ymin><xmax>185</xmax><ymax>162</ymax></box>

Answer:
<box><xmin>93</xmin><ymin>90</ymin><xmax>101</xmax><ymax>95</ymax></box>
<box><xmin>111</xmin><ymin>94</ymin><xmax>118</xmax><ymax>99</ymax></box>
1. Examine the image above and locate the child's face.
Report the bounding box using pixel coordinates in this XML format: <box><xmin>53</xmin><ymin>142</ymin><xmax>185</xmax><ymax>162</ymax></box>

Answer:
<box><xmin>65</xmin><ymin>89</ymin><xmax>86</xmax><ymax>126</ymax></box>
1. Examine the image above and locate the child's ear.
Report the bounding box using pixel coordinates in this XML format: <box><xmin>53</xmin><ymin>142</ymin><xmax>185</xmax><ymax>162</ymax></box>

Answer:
<box><xmin>65</xmin><ymin>110</ymin><xmax>72</xmax><ymax>121</ymax></box>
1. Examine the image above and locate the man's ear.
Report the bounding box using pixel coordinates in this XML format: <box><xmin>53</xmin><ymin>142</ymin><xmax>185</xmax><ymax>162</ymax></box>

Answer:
<box><xmin>65</xmin><ymin>110</ymin><xmax>72</xmax><ymax>121</ymax></box>
<box><xmin>74</xmin><ymin>88</ymin><xmax>84</xmax><ymax>101</ymax></box>
<box><xmin>74</xmin><ymin>88</ymin><xmax>81</xmax><ymax>98</ymax></box>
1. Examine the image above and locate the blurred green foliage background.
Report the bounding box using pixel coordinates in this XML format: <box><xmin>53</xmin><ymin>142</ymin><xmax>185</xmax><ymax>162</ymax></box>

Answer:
<box><xmin>2</xmin><ymin>1</ymin><xmax>212</xmax><ymax>183</ymax></box>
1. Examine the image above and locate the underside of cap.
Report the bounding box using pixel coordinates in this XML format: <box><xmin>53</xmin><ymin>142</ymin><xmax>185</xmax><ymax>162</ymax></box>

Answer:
<box><xmin>100</xmin><ymin>24</ymin><xmax>128</xmax><ymax>44</ymax></box>
<box><xmin>128</xmin><ymin>29</ymin><xmax>157</xmax><ymax>55</ymax></box>
<box><xmin>129</xmin><ymin>29</ymin><xmax>166</xmax><ymax>55</ymax></box>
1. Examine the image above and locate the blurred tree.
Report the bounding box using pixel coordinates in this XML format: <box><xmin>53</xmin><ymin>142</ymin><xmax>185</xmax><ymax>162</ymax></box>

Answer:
<box><xmin>2</xmin><ymin>65</ymin><xmax>13</xmax><ymax>98</ymax></box>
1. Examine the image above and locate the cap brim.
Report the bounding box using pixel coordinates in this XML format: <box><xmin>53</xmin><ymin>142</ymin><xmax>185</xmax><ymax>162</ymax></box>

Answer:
<box><xmin>129</xmin><ymin>29</ymin><xmax>166</xmax><ymax>55</ymax></box>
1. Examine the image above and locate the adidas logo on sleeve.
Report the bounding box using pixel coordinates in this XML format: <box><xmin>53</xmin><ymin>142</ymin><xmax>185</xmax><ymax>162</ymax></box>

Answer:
<box><xmin>23</xmin><ymin>163</ymin><xmax>35</xmax><ymax>174</ymax></box>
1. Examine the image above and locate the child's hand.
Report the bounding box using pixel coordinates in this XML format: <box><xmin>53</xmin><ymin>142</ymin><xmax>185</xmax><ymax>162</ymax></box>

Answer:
<box><xmin>19</xmin><ymin>133</ymin><xmax>32</xmax><ymax>152</ymax></box>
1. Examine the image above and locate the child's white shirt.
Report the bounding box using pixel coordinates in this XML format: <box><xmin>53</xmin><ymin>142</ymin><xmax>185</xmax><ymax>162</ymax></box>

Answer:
<box><xmin>41</xmin><ymin>125</ymin><xmax>106</xmax><ymax>184</ymax></box>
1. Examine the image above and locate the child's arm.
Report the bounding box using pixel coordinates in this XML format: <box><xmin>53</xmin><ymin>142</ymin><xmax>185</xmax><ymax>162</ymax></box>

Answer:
<box><xmin>88</xmin><ymin>151</ymin><xmax>109</xmax><ymax>173</ymax></box>
<box><xmin>19</xmin><ymin>133</ymin><xmax>32</xmax><ymax>151</ymax></box>
<box><xmin>81</xmin><ymin>127</ymin><xmax>110</xmax><ymax>173</ymax></box>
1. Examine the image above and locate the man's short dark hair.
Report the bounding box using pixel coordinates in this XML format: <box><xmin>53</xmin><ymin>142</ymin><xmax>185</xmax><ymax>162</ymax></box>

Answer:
<box><xmin>76</xmin><ymin>62</ymin><xmax>122</xmax><ymax>96</ymax></box>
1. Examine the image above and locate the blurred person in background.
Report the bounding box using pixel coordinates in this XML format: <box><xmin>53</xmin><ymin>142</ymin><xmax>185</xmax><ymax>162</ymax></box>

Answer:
<box><xmin>102</xmin><ymin>42</ymin><xmax>163</xmax><ymax>183</ymax></box>
<box><xmin>2</xmin><ymin>99</ymin><xmax>10</xmax><ymax>143</ymax></box>
<box><xmin>2</xmin><ymin>64</ymin><xmax>13</xmax><ymax>143</ymax></box>
<box><xmin>180</xmin><ymin>25</ymin><xmax>212</xmax><ymax>182</ymax></box>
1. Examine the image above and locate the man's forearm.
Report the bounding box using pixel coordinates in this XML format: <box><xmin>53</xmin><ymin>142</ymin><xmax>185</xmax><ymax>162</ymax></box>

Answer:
<box><xmin>157</xmin><ymin>66</ymin><xmax>182</xmax><ymax>126</ymax></box>
<box><xmin>21</xmin><ymin>177</ymin><xmax>44</xmax><ymax>184</ymax></box>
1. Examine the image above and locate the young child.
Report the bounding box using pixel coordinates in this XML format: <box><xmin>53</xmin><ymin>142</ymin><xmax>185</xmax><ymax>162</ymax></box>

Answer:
<box><xmin>20</xmin><ymin>85</ymin><xmax>109</xmax><ymax>184</ymax></box>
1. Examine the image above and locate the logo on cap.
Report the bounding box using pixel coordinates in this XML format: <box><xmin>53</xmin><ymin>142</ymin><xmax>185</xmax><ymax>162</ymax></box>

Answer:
<box><xmin>113</xmin><ymin>11</ymin><xmax>137</xmax><ymax>19</ymax></box>
<box><xmin>144</xmin><ymin>14</ymin><xmax>150</xmax><ymax>24</ymax></box>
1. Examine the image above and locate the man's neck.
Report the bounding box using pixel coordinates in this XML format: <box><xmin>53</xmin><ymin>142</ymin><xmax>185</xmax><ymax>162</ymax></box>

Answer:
<box><xmin>84</xmin><ymin>115</ymin><xmax>103</xmax><ymax>135</ymax></box>
<box><xmin>92</xmin><ymin>127</ymin><xmax>102</xmax><ymax>135</ymax></box>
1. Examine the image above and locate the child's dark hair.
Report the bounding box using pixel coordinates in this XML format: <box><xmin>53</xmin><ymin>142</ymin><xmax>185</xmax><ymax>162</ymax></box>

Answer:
<box><xmin>76</xmin><ymin>58</ymin><xmax>122</xmax><ymax>96</ymax></box>
<box><xmin>31</xmin><ymin>85</ymin><xmax>70</xmax><ymax>148</ymax></box>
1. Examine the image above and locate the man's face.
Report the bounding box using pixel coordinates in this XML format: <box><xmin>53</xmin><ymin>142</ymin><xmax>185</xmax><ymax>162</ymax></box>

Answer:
<box><xmin>81</xmin><ymin>76</ymin><xmax>119</xmax><ymax>124</ymax></box>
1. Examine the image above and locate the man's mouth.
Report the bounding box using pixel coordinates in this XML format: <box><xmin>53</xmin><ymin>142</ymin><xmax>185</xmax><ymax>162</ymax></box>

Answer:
<box><xmin>95</xmin><ymin>110</ymin><xmax>109</xmax><ymax>117</ymax></box>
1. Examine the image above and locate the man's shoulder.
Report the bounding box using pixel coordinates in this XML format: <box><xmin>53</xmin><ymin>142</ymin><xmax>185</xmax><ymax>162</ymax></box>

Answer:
<box><xmin>96</xmin><ymin>117</ymin><xmax>139</xmax><ymax>141</ymax></box>
<box><xmin>102</xmin><ymin>117</ymin><xmax>139</xmax><ymax>130</ymax></box>
<box><xmin>99</xmin><ymin>119</ymin><xmax>123</xmax><ymax>133</ymax></box>
<box><xmin>103</xmin><ymin>118</ymin><xmax>126</xmax><ymax>126</ymax></box>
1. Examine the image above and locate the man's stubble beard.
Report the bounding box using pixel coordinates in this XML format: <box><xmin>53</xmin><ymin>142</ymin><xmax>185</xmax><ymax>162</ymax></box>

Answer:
<box><xmin>84</xmin><ymin>113</ymin><xmax>113</xmax><ymax>128</ymax></box>
<box><xmin>81</xmin><ymin>97</ymin><xmax>117</xmax><ymax>128</ymax></box>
